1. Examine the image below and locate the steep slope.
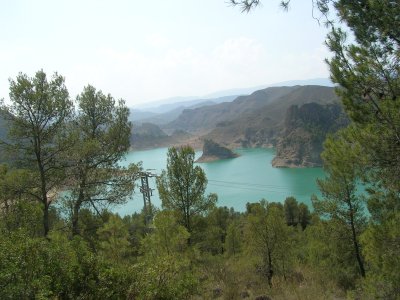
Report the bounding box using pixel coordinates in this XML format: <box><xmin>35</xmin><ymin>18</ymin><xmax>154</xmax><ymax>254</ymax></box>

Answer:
<box><xmin>272</xmin><ymin>102</ymin><xmax>349</xmax><ymax>167</ymax></box>
<box><xmin>132</xmin><ymin>95</ymin><xmax>239</xmax><ymax>126</ymax></box>
<box><xmin>204</xmin><ymin>85</ymin><xmax>339</xmax><ymax>147</ymax></box>
<box><xmin>196</xmin><ymin>139</ymin><xmax>239</xmax><ymax>163</ymax></box>
<box><xmin>165</xmin><ymin>86</ymin><xmax>301</xmax><ymax>133</ymax></box>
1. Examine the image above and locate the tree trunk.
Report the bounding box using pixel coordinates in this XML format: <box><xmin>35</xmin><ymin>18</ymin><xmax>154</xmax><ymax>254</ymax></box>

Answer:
<box><xmin>348</xmin><ymin>200</ymin><xmax>366</xmax><ymax>277</ymax></box>
<box><xmin>350</xmin><ymin>211</ymin><xmax>366</xmax><ymax>277</ymax></box>
<box><xmin>266</xmin><ymin>250</ymin><xmax>273</xmax><ymax>287</ymax></box>
<box><xmin>186</xmin><ymin>212</ymin><xmax>192</xmax><ymax>245</ymax></box>
<box><xmin>36</xmin><ymin>139</ymin><xmax>50</xmax><ymax>237</ymax></box>
<box><xmin>72</xmin><ymin>199</ymin><xmax>82</xmax><ymax>236</ymax></box>
<box><xmin>43</xmin><ymin>200</ymin><xmax>50</xmax><ymax>236</ymax></box>
<box><xmin>39</xmin><ymin>164</ymin><xmax>50</xmax><ymax>236</ymax></box>
<box><xmin>72</xmin><ymin>168</ymin><xmax>87</xmax><ymax>236</ymax></box>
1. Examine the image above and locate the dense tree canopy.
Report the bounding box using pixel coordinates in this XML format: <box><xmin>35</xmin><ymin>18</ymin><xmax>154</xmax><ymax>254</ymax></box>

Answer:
<box><xmin>65</xmin><ymin>85</ymin><xmax>139</xmax><ymax>236</ymax></box>
<box><xmin>0</xmin><ymin>70</ymin><xmax>73</xmax><ymax>236</ymax></box>
<box><xmin>157</xmin><ymin>146</ymin><xmax>217</xmax><ymax>236</ymax></box>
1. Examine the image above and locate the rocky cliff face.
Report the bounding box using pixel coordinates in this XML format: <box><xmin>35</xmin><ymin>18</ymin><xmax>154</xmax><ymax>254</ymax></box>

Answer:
<box><xmin>196</xmin><ymin>139</ymin><xmax>239</xmax><ymax>163</ymax></box>
<box><xmin>129</xmin><ymin>86</ymin><xmax>346</xmax><ymax>167</ymax></box>
<box><xmin>202</xmin><ymin>86</ymin><xmax>339</xmax><ymax>149</ymax></box>
<box><xmin>272</xmin><ymin>102</ymin><xmax>348</xmax><ymax>167</ymax></box>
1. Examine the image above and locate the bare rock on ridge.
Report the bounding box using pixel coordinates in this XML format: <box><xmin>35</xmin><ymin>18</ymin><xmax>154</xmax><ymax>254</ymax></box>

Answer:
<box><xmin>196</xmin><ymin>139</ymin><xmax>239</xmax><ymax>163</ymax></box>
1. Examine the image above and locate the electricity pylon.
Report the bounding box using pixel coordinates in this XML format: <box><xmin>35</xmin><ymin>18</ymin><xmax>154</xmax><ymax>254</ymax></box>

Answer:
<box><xmin>139</xmin><ymin>170</ymin><xmax>157</xmax><ymax>225</ymax></box>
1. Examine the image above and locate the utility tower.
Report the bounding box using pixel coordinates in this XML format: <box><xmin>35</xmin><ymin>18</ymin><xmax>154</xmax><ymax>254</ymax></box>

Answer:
<box><xmin>139</xmin><ymin>170</ymin><xmax>156</xmax><ymax>225</ymax></box>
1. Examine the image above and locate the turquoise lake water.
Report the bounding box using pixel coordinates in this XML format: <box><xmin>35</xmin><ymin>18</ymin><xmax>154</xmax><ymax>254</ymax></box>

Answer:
<box><xmin>116</xmin><ymin>147</ymin><xmax>325</xmax><ymax>215</ymax></box>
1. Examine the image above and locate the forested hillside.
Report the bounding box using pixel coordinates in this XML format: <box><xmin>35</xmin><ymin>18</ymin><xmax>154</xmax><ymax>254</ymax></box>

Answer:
<box><xmin>1</xmin><ymin>0</ymin><xmax>399</xmax><ymax>299</ymax></box>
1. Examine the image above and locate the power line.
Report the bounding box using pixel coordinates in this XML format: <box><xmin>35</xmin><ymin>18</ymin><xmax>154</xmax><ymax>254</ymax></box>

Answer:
<box><xmin>207</xmin><ymin>180</ymin><xmax>317</xmax><ymax>197</ymax></box>
<box><xmin>207</xmin><ymin>183</ymin><xmax>313</xmax><ymax>197</ymax></box>
<box><xmin>208</xmin><ymin>179</ymin><xmax>301</xmax><ymax>190</ymax></box>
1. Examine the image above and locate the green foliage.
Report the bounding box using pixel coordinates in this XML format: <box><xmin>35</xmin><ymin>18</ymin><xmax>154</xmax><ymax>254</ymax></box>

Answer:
<box><xmin>284</xmin><ymin>197</ymin><xmax>299</xmax><ymax>226</ymax></box>
<box><xmin>313</xmin><ymin>127</ymin><xmax>367</xmax><ymax>280</ymax></box>
<box><xmin>283</xmin><ymin>197</ymin><xmax>312</xmax><ymax>230</ymax></box>
<box><xmin>0</xmin><ymin>165</ymin><xmax>42</xmax><ymax>235</ymax></box>
<box><xmin>123</xmin><ymin>212</ymin><xmax>149</xmax><ymax>256</ymax></box>
<box><xmin>283</xmin><ymin>196</ymin><xmax>313</xmax><ymax>230</ymax></box>
<box><xmin>130</xmin><ymin>211</ymin><xmax>198</xmax><ymax>299</ymax></box>
<box><xmin>225</xmin><ymin>219</ymin><xmax>242</xmax><ymax>256</ymax></box>
<box><xmin>1</xmin><ymin>70</ymin><xmax>73</xmax><ymax>236</ymax></box>
<box><xmin>298</xmin><ymin>202</ymin><xmax>311</xmax><ymax>230</ymax></box>
<box><xmin>2</xmin><ymin>5</ymin><xmax>400</xmax><ymax>292</ymax></box>
<box><xmin>75</xmin><ymin>208</ymin><xmax>104</xmax><ymax>249</ymax></box>
<box><xmin>0</xmin><ymin>200</ymin><xmax>43</xmax><ymax>236</ymax></box>
<box><xmin>97</xmin><ymin>214</ymin><xmax>131</xmax><ymax>263</ymax></box>
<box><xmin>0</xmin><ymin>228</ymin><xmax>139</xmax><ymax>299</ymax></box>
<box><xmin>95</xmin><ymin>262</ymin><xmax>135</xmax><ymax>299</ymax></box>
<box><xmin>65</xmin><ymin>84</ymin><xmax>139</xmax><ymax>236</ymax></box>
<box><xmin>321</xmin><ymin>0</ymin><xmax>400</xmax><ymax>294</ymax></box>
<box><xmin>130</xmin><ymin>255</ymin><xmax>198</xmax><ymax>300</ymax></box>
<box><xmin>157</xmin><ymin>146</ymin><xmax>217</xmax><ymax>235</ymax></box>
<box><xmin>304</xmin><ymin>218</ymin><xmax>361</xmax><ymax>289</ymax></box>
<box><xmin>197</xmin><ymin>206</ymin><xmax>235</xmax><ymax>255</ymax></box>
<box><xmin>324</xmin><ymin>1</ymin><xmax>400</xmax><ymax>207</ymax></box>
<box><xmin>0</xmin><ymin>231</ymin><xmax>84</xmax><ymax>298</ymax></box>
<box><xmin>360</xmin><ymin>211</ymin><xmax>400</xmax><ymax>299</ymax></box>
<box><xmin>141</xmin><ymin>211</ymin><xmax>190</xmax><ymax>256</ymax></box>
<box><xmin>245</xmin><ymin>201</ymin><xmax>294</xmax><ymax>286</ymax></box>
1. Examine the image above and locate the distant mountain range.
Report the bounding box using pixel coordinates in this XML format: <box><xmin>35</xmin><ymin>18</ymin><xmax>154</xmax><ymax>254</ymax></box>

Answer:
<box><xmin>201</xmin><ymin>77</ymin><xmax>334</xmax><ymax>99</ymax></box>
<box><xmin>132</xmin><ymin>77</ymin><xmax>333</xmax><ymax>113</ymax></box>
<box><xmin>130</xmin><ymin>95</ymin><xmax>238</xmax><ymax>125</ymax></box>
<box><xmin>130</xmin><ymin>84</ymin><xmax>348</xmax><ymax>167</ymax></box>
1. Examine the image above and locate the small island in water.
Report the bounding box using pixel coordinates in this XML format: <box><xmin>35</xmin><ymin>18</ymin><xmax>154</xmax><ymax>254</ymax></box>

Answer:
<box><xmin>196</xmin><ymin>139</ymin><xmax>239</xmax><ymax>163</ymax></box>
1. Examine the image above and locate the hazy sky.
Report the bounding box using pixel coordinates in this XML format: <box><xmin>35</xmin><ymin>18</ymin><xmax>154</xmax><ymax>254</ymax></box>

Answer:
<box><xmin>0</xmin><ymin>0</ymin><xmax>331</xmax><ymax>107</ymax></box>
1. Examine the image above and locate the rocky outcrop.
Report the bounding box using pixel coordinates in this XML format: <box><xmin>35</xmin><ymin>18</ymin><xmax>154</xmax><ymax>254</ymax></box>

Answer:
<box><xmin>202</xmin><ymin>86</ymin><xmax>339</xmax><ymax>149</ymax></box>
<box><xmin>196</xmin><ymin>139</ymin><xmax>239</xmax><ymax>163</ymax></box>
<box><xmin>272</xmin><ymin>102</ymin><xmax>348</xmax><ymax>167</ymax></box>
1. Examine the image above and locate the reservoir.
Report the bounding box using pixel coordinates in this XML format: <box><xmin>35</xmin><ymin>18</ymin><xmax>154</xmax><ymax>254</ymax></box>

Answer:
<box><xmin>116</xmin><ymin>147</ymin><xmax>325</xmax><ymax>215</ymax></box>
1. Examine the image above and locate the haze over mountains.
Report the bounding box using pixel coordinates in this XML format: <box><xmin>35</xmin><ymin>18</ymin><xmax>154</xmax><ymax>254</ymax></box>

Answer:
<box><xmin>133</xmin><ymin>77</ymin><xmax>333</xmax><ymax>113</ymax></box>
<box><xmin>129</xmin><ymin>78</ymin><xmax>347</xmax><ymax>167</ymax></box>
<box><xmin>202</xmin><ymin>85</ymin><xmax>340</xmax><ymax>148</ymax></box>
<box><xmin>130</xmin><ymin>95</ymin><xmax>238</xmax><ymax>125</ymax></box>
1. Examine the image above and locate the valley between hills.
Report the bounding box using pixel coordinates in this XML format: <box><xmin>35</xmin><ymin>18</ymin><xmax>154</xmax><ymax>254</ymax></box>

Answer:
<box><xmin>130</xmin><ymin>84</ymin><xmax>348</xmax><ymax>167</ymax></box>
